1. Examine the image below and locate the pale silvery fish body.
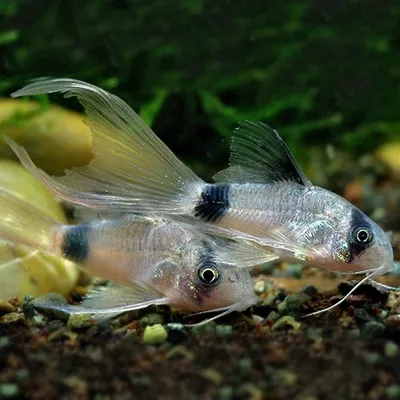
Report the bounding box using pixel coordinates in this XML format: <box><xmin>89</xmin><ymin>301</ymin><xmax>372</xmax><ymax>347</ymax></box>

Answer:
<box><xmin>0</xmin><ymin>190</ymin><xmax>261</xmax><ymax>318</ymax></box>
<box><xmin>6</xmin><ymin>78</ymin><xmax>395</xmax><ymax>284</ymax></box>
<box><xmin>188</xmin><ymin>181</ymin><xmax>393</xmax><ymax>274</ymax></box>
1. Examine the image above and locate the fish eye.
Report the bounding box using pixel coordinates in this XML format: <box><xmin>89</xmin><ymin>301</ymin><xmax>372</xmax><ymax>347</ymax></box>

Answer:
<box><xmin>198</xmin><ymin>264</ymin><xmax>220</xmax><ymax>285</ymax></box>
<box><xmin>352</xmin><ymin>226</ymin><xmax>373</xmax><ymax>245</ymax></box>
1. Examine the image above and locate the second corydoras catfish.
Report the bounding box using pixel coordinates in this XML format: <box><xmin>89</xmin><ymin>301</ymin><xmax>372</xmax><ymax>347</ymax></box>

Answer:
<box><xmin>6</xmin><ymin>80</ymin><xmax>395</xmax><ymax>297</ymax></box>
<box><xmin>0</xmin><ymin>189</ymin><xmax>263</xmax><ymax>322</ymax></box>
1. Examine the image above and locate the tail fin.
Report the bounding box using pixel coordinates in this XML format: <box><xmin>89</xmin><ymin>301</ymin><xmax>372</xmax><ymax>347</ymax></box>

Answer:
<box><xmin>9</xmin><ymin>78</ymin><xmax>204</xmax><ymax>214</ymax></box>
<box><xmin>0</xmin><ymin>189</ymin><xmax>57</xmax><ymax>250</ymax></box>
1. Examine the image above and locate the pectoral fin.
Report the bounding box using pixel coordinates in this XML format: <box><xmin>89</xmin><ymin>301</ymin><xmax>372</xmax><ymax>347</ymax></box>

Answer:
<box><xmin>32</xmin><ymin>281</ymin><xmax>169</xmax><ymax>321</ymax></box>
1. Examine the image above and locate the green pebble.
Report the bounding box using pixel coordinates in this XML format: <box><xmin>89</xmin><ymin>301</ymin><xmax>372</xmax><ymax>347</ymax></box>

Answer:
<box><xmin>385</xmin><ymin>341</ymin><xmax>399</xmax><ymax>358</ymax></box>
<box><xmin>353</xmin><ymin>308</ymin><xmax>375</xmax><ymax>322</ymax></box>
<box><xmin>139</xmin><ymin>313</ymin><xmax>164</xmax><ymax>329</ymax></box>
<box><xmin>0</xmin><ymin>336</ymin><xmax>9</xmax><ymax>349</ymax></box>
<box><xmin>262</xmin><ymin>292</ymin><xmax>280</xmax><ymax>306</ymax></box>
<box><xmin>142</xmin><ymin>324</ymin><xmax>168</xmax><ymax>344</ymax></box>
<box><xmin>266</xmin><ymin>311</ymin><xmax>279</xmax><ymax>323</ymax></box>
<box><xmin>22</xmin><ymin>294</ymin><xmax>36</xmax><ymax>319</ymax></box>
<box><xmin>67</xmin><ymin>314</ymin><xmax>93</xmax><ymax>330</ymax></box>
<box><xmin>362</xmin><ymin>351</ymin><xmax>380</xmax><ymax>365</ymax></box>
<box><xmin>286</xmin><ymin>263</ymin><xmax>303</xmax><ymax>278</ymax></box>
<box><xmin>377</xmin><ymin>309</ymin><xmax>388</xmax><ymax>320</ymax></box>
<box><xmin>280</xmin><ymin>370</ymin><xmax>297</xmax><ymax>386</ymax></box>
<box><xmin>386</xmin><ymin>385</ymin><xmax>400</xmax><ymax>399</ymax></box>
<box><xmin>277</xmin><ymin>299</ymin><xmax>287</xmax><ymax>314</ymax></box>
<box><xmin>254</xmin><ymin>280</ymin><xmax>267</xmax><ymax>295</ymax></box>
<box><xmin>272</xmin><ymin>316</ymin><xmax>301</xmax><ymax>331</ymax></box>
<box><xmin>301</xmin><ymin>285</ymin><xmax>318</xmax><ymax>297</ymax></box>
<box><xmin>360</xmin><ymin>321</ymin><xmax>385</xmax><ymax>339</ymax></box>
<box><xmin>218</xmin><ymin>386</ymin><xmax>233</xmax><ymax>400</ymax></box>
<box><xmin>278</xmin><ymin>293</ymin><xmax>309</xmax><ymax>317</ymax></box>
<box><xmin>0</xmin><ymin>383</ymin><xmax>19</xmax><ymax>397</ymax></box>
<box><xmin>191</xmin><ymin>321</ymin><xmax>217</xmax><ymax>336</ymax></box>
<box><xmin>252</xmin><ymin>315</ymin><xmax>264</xmax><ymax>324</ymax></box>
<box><xmin>216</xmin><ymin>325</ymin><xmax>232</xmax><ymax>337</ymax></box>
<box><xmin>238</xmin><ymin>358</ymin><xmax>253</xmax><ymax>377</ymax></box>
<box><xmin>306</xmin><ymin>328</ymin><xmax>323</xmax><ymax>341</ymax></box>
<box><xmin>15</xmin><ymin>369</ymin><xmax>28</xmax><ymax>381</ymax></box>
<box><xmin>0</xmin><ymin>312</ymin><xmax>25</xmax><ymax>325</ymax></box>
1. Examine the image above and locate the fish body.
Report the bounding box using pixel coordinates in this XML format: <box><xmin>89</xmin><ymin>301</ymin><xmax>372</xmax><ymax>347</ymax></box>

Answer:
<box><xmin>189</xmin><ymin>181</ymin><xmax>392</xmax><ymax>274</ymax></box>
<box><xmin>0</xmin><ymin>189</ymin><xmax>261</xmax><ymax>318</ymax></box>
<box><xmin>6</xmin><ymin>78</ymin><xmax>394</xmax><ymax>283</ymax></box>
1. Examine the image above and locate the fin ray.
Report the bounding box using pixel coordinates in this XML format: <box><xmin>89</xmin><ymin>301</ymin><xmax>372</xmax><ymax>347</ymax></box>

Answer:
<box><xmin>213</xmin><ymin>121</ymin><xmax>312</xmax><ymax>187</ymax></box>
<box><xmin>10</xmin><ymin>78</ymin><xmax>204</xmax><ymax>213</ymax></box>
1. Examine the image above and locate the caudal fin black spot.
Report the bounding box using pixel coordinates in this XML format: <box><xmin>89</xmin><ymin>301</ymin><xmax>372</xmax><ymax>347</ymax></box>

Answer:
<box><xmin>61</xmin><ymin>225</ymin><xmax>90</xmax><ymax>262</ymax></box>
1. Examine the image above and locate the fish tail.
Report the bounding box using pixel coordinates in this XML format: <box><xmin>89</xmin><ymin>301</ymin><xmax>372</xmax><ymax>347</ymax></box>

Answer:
<box><xmin>8</xmin><ymin>78</ymin><xmax>206</xmax><ymax>216</ymax></box>
<box><xmin>0</xmin><ymin>189</ymin><xmax>59</xmax><ymax>251</ymax></box>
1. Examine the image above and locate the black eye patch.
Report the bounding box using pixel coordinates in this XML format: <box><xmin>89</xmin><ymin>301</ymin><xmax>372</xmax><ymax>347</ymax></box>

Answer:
<box><xmin>348</xmin><ymin>209</ymin><xmax>374</xmax><ymax>260</ymax></box>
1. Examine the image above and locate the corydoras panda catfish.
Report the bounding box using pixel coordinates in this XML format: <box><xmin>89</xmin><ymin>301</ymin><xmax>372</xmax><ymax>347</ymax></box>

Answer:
<box><xmin>6</xmin><ymin>79</ymin><xmax>395</xmax><ymax>313</ymax></box>
<box><xmin>0</xmin><ymin>189</ymin><xmax>268</xmax><ymax>323</ymax></box>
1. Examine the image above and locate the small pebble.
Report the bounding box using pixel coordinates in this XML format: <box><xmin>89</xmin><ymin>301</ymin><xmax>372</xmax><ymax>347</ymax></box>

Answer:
<box><xmin>201</xmin><ymin>368</ymin><xmax>223</xmax><ymax>385</ymax></box>
<box><xmin>278</xmin><ymin>292</ymin><xmax>309</xmax><ymax>317</ymax></box>
<box><xmin>0</xmin><ymin>383</ymin><xmax>19</xmax><ymax>397</ymax></box>
<box><xmin>301</xmin><ymin>285</ymin><xmax>318</xmax><ymax>297</ymax></box>
<box><xmin>164</xmin><ymin>323</ymin><xmax>188</xmax><ymax>343</ymax></box>
<box><xmin>0</xmin><ymin>299</ymin><xmax>15</xmax><ymax>314</ymax></box>
<box><xmin>353</xmin><ymin>308</ymin><xmax>375</xmax><ymax>322</ymax></box>
<box><xmin>376</xmin><ymin>309</ymin><xmax>388</xmax><ymax>320</ymax></box>
<box><xmin>0</xmin><ymin>336</ymin><xmax>9</xmax><ymax>349</ymax></box>
<box><xmin>279</xmin><ymin>370</ymin><xmax>297</xmax><ymax>386</ymax></box>
<box><xmin>15</xmin><ymin>369</ymin><xmax>28</xmax><ymax>382</ymax></box>
<box><xmin>67</xmin><ymin>314</ymin><xmax>94</xmax><ymax>330</ymax></box>
<box><xmin>384</xmin><ymin>341</ymin><xmax>399</xmax><ymax>358</ymax></box>
<box><xmin>386</xmin><ymin>385</ymin><xmax>400</xmax><ymax>399</ymax></box>
<box><xmin>165</xmin><ymin>345</ymin><xmax>194</xmax><ymax>361</ymax></box>
<box><xmin>139</xmin><ymin>313</ymin><xmax>164</xmax><ymax>329</ymax></box>
<box><xmin>266</xmin><ymin>311</ymin><xmax>279</xmax><ymax>323</ymax></box>
<box><xmin>262</xmin><ymin>292</ymin><xmax>281</xmax><ymax>306</ymax></box>
<box><xmin>0</xmin><ymin>312</ymin><xmax>25</xmax><ymax>325</ymax></box>
<box><xmin>191</xmin><ymin>321</ymin><xmax>217</xmax><ymax>336</ymax></box>
<box><xmin>216</xmin><ymin>325</ymin><xmax>232</xmax><ymax>337</ymax></box>
<box><xmin>142</xmin><ymin>324</ymin><xmax>168</xmax><ymax>344</ymax></box>
<box><xmin>286</xmin><ymin>263</ymin><xmax>303</xmax><ymax>278</ymax></box>
<box><xmin>254</xmin><ymin>280</ymin><xmax>267</xmax><ymax>295</ymax></box>
<box><xmin>32</xmin><ymin>314</ymin><xmax>46</xmax><ymax>327</ymax></box>
<box><xmin>22</xmin><ymin>295</ymin><xmax>36</xmax><ymax>319</ymax></box>
<box><xmin>272</xmin><ymin>316</ymin><xmax>301</xmax><ymax>331</ymax></box>
<box><xmin>362</xmin><ymin>351</ymin><xmax>380</xmax><ymax>365</ymax></box>
<box><xmin>238</xmin><ymin>358</ymin><xmax>253</xmax><ymax>377</ymax></box>
<box><xmin>218</xmin><ymin>386</ymin><xmax>233</xmax><ymax>400</ymax></box>
<box><xmin>306</xmin><ymin>328</ymin><xmax>323</xmax><ymax>341</ymax></box>
<box><xmin>252</xmin><ymin>314</ymin><xmax>264</xmax><ymax>324</ymax></box>
<box><xmin>385</xmin><ymin>314</ymin><xmax>400</xmax><ymax>329</ymax></box>
<box><xmin>48</xmin><ymin>328</ymin><xmax>78</xmax><ymax>342</ymax></box>
<box><xmin>360</xmin><ymin>321</ymin><xmax>385</xmax><ymax>339</ymax></box>
<box><xmin>347</xmin><ymin>328</ymin><xmax>361</xmax><ymax>338</ymax></box>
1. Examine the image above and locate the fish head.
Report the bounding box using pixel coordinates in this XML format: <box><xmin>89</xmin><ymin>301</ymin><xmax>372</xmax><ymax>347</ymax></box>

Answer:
<box><xmin>330</xmin><ymin>207</ymin><xmax>394</xmax><ymax>275</ymax></box>
<box><xmin>170</xmin><ymin>251</ymin><xmax>258</xmax><ymax>313</ymax></box>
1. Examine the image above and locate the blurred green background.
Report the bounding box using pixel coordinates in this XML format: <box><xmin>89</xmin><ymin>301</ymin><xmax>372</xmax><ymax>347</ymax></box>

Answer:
<box><xmin>0</xmin><ymin>0</ymin><xmax>399</xmax><ymax>178</ymax></box>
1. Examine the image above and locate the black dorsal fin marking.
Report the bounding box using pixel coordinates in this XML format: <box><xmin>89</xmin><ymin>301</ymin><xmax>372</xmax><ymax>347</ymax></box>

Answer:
<box><xmin>213</xmin><ymin>121</ymin><xmax>312</xmax><ymax>187</ymax></box>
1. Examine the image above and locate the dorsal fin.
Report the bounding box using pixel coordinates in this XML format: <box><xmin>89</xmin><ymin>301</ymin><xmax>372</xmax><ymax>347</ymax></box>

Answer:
<box><xmin>213</xmin><ymin>121</ymin><xmax>312</xmax><ymax>187</ymax></box>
